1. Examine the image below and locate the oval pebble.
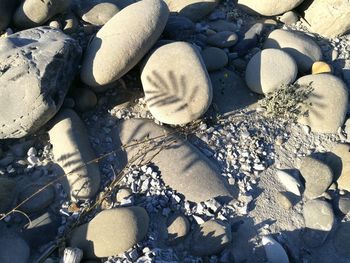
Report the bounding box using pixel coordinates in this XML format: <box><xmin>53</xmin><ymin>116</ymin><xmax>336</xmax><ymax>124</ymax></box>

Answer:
<box><xmin>201</xmin><ymin>47</ymin><xmax>228</xmax><ymax>72</ymax></box>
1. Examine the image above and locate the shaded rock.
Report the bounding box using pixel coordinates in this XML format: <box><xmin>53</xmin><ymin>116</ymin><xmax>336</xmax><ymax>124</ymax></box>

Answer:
<box><xmin>276</xmin><ymin>170</ymin><xmax>301</xmax><ymax>196</ymax></box>
<box><xmin>333</xmin><ymin>221</ymin><xmax>350</xmax><ymax>258</ymax></box>
<box><xmin>72</xmin><ymin>88</ymin><xmax>98</xmax><ymax>112</ymax></box>
<box><xmin>113</xmin><ymin>118</ymin><xmax>233</xmax><ymax>203</ymax></box>
<box><xmin>48</xmin><ymin>109</ymin><xmax>101</xmax><ymax>200</ymax></box>
<box><xmin>262</xmin><ymin>236</ymin><xmax>289</xmax><ymax>263</ymax></box>
<box><xmin>0</xmin><ymin>27</ymin><xmax>81</xmax><ymax>139</ymax></box>
<box><xmin>238</xmin><ymin>0</ymin><xmax>304</xmax><ymax>16</ymax></box>
<box><xmin>301</xmin><ymin>0</ymin><xmax>350</xmax><ymax>38</ymax></box>
<box><xmin>62</xmin><ymin>12</ymin><xmax>79</xmax><ymax>34</ymax></box>
<box><xmin>164</xmin><ymin>0</ymin><xmax>219</xmax><ymax>21</ymax></box>
<box><xmin>141</xmin><ymin>42</ymin><xmax>212</xmax><ymax>125</ymax></box>
<box><xmin>81</xmin><ymin>0</ymin><xmax>169</xmax><ymax>87</ymax></box>
<box><xmin>299</xmin><ymin>157</ymin><xmax>333</xmax><ymax>199</ymax></box>
<box><xmin>209</xmin><ymin>69</ymin><xmax>257</xmax><ymax>114</ymax></box>
<box><xmin>0</xmin><ymin>0</ymin><xmax>20</xmax><ymax>31</ymax></box>
<box><xmin>163</xmin><ymin>15</ymin><xmax>195</xmax><ymax>41</ymax></box>
<box><xmin>13</xmin><ymin>0</ymin><xmax>71</xmax><ymax>29</ymax></box>
<box><xmin>245</xmin><ymin>49</ymin><xmax>297</xmax><ymax>94</ymax></box>
<box><xmin>278</xmin><ymin>11</ymin><xmax>298</xmax><ymax>25</ymax></box>
<box><xmin>167</xmin><ymin>214</ymin><xmax>190</xmax><ymax>244</ymax></box>
<box><xmin>22</xmin><ymin>212</ymin><xmax>61</xmax><ymax>249</ymax></box>
<box><xmin>303</xmin><ymin>199</ymin><xmax>334</xmax><ymax>247</ymax></box>
<box><xmin>191</xmin><ymin>220</ymin><xmax>232</xmax><ymax>256</ymax></box>
<box><xmin>206</xmin><ymin>31</ymin><xmax>238</xmax><ymax>48</ymax></box>
<box><xmin>0</xmin><ymin>178</ymin><xmax>17</xmax><ymax>214</ymax></box>
<box><xmin>312</xmin><ymin>61</ymin><xmax>332</xmax><ymax>74</ymax></box>
<box><xmin>331</xmin><ymin>144</ymin><xmax>350</xmax><ymax>192</ymax></box>
<box><xmin>337</xmin><ymin>195</ymin><xmax>350</xmax><ymax>215</ymax></box>
<box><xmin>263</xmin><ymin>29</ymin><xmax>322</xmax><ymax>73</ymax></box>
<box><xmin>0</xmin><ymin>225</ymin><xmax>30</xmax><ymax>263</ymax></box>
<box><xmin>296</xmin><ymin>74</ymin><xmax>348</xmax><ymax>133</ymax></box>
<box><xmin>69</xmin><ymin>207</ymin><xmax>149</xmax><ymax>258</ymax></box>
<box><xmin>18</xmin><ymin>184</ymin><xmax>55</xmax><ymax>213</ymax></box>
<box><xmin>233</xmin><ymin>23</ymin><xmax>264</xmax><ymax>57</ymax></box>
<box><xmin>201</xmin><ymin>47</ymin><xmax>228</xmax><ymax>72</ymax></box>
<box><xmin>208</xmin><ymin>20</ymin><xmax>236</xmax><ymax>32</ymax></box>
<box><xmin>276</xmin><ymin>192</ymin><xmax>293</xmax><ymax>210</ymax></box>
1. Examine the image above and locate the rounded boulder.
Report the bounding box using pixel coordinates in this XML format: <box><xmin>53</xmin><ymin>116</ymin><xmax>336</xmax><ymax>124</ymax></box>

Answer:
<box><xmin>245</xmin><ymin>49</ymin><xmax>297</xmax><ymax>94</ymax></box>
<box><xmin>141</xmin><ymin>42</ymin><xmax>212</xmax><ymax>125</ymax></box>
<box><xmin>238</xmin><ymin>0</ymin><xmax>304</xmax><ymax>16</ymax></box>
<box><xmin>69</xmin><ymin>207</ymin><xmax>149</xmax><ymax>258</ymax></box>
<box><xmin>81</xmin><ymin>0</ymin><xmax>169</xmax><ymax>87</ymax></box>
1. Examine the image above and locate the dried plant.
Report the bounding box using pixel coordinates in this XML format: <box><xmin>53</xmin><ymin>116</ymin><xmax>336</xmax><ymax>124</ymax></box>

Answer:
<box><xmin>259</xmin><ymin>82</ymin><xmax>314</xmax><ymax>120</ymax></box>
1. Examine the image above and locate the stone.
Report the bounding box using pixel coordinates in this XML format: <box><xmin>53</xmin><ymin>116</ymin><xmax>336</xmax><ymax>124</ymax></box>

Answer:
<box><xmin>209</xmin><ymin>69</ymin><xmax>257</xmax><ymax>114</ymax></box>
<box><xmin>72</xmin><ymin>88</ymin><xmax>98</xmax><ymax>112</ymax></box>
<box><xmin>163</xmin><ymin>15</ymin><xmax>195</xmax><ymax>41</ymax></box>
<box><xmin>303</xmin><ymin>199</ymin><xmax>334</xmax><ymax>247</ymax></box>
<box><xmin>116</xmin><ymin>188</ymin><xmax>132</xmax><ymax>203</ymax></box>
<box><xmin>22</xmin><ymin>212</ymin><xmax>61</xmax><ymax>249</ymax></box>
<box><xmin>299</xmin><ymin>157</ymin><xmax>333</xmax><ymax>199</ymax></box>
<box><xmin>238</xmin><ymin>0</ymin><xmax>304</xmax><ymax>16</ymax></box>
<box><xmin>69</xmin><ymin>207</ymin><xmax>149</xmax><ymax>258</ymax></box>
<box><xmin>295</xmin><ymin>74</ymin><xmax>348</xmax><ymax>133</ymax></box>
<box><xmin>167</xmin><ymin>214</ymin><xmax>190</xmax><ymax>244</ymax></box>
<box><xmin>191</xmin><ymin>220</ymin><xmax>232</xmax><ymax>256</ymax></box>
<box><xmin>0</xmin><ymin>225</ymin><xmax>30</xmax><ymax>263</ymax></box>
<box><xmin>75</xmin><ymin>0</ymin><xmax>122</xmax><ymax>26</ymax></box>
<box><xmin>81</xmin><ymin>0</ymin><xmax>169</xmax><ymax>87</ymax></box>
<box><xmin>0</xmin><ymin>27</ymin><xmax>81</xmax><ymax>139</ymax></box>
<box><xmin>276</xmin><ymin>192</ymin><xmax>292</xmax><ymax>210</ymax></box>
<box><xmin>261</xmin><ymin>236</ymin><xmax>289</xmax><ymax>263</ymax></box>
<box><xmin>164</xmin><ymin>0</ymin><xmax>219</xmax><ymax>22</ymax></box>
<box><xmin>141</xmin><ymin>42</ymin><xmax>212</xmax><ymax>125</ymax></box>
<box><xmin>62</xmin><ymin>12</ymin><xmax>79</xmax><ymax>34</ymax></box>
<box><xmin>48</xmin><ymin>109</ymin><xmax>101</xmax><ymax>200</ymax></box>
<box><xmin>233</xmin><ymin>23</ymin><xmax>264</xmax><ymax>57</ymax></box>
<box><xmin>208</xmin><ymin>20</ymin><xmax>236</xmax><ymax>32</ymax></box>
<box><xmin>18</xmin><ymin>184</ymin><xmax>55</xmax><ymax>213</ymax></box>
<box><xmin>201</xmin><ymin>47</ymin><xmax>228</xmax><ymax>72</ymax></box>
<box><xmin>206</xmin><ymin>31</ymin><xmax>238</xmax><ymax>48</ymax></box>
<box><xmin>278</xmin><ymin>11</ymin><xmax>298</xmax><ymax>25</ymax></box>
<box><xmin>113</xmin><ymin>119</ymin><xmax>233</xmax><ymax>203</ymax></box>
<box><xmin>263</xmin><ymin>29</ymin><xmax>322</xmax><ymax>73</ymax></box>
<box><xmin>300</xmin><ymin>0</ymin><xmax>350</xmax><ymax>38</ymax></box>
<box><xmin>331</xmin><ymin>144</ymin><xmax>350</xmax><ymax>192</ymax></box>
<box><xmin>276</xmin><ymin>170</ymin><xmax>301</xmax><ymax>196</ymax></box>
<box><xmin>311</xmin><ymin>61</ymin><xmax>332</xmax><ymax>74</ymax></box>
<box><xmin>0</xmin><ymin>178</ymin><xmax>16</xmax><ymax>214</ymax></box>
<box><xmin>14</xmin><ymin>0</ymin><xmax>71</xmax><ymax>29</ymax></box>
<box><xmin>333</xmin><ymin>221</ymin><xmax>350</xmax><ymax>258</ymax></box>
<box><xmin>0</xmin><ymin>0</ymin><xmax>20</xmax><ymax>31</ymax></box>
<box><xmin>338</xmin><ymin>195</ymin><xmax>350</xmax><ymax>215</ymax></box>
<box><xmin>245</xmin><ymin>49</ymin><xmax>297</xmax><ymax>94</ymax></box>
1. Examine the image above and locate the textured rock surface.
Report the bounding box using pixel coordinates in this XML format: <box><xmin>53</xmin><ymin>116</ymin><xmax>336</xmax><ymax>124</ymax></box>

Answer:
<box><xmin>113</xmin><ymin>119</ymin><xmax>233</xmax><ymax>203</ymax></box>
<box><xmin>0</xmin><ymin>178</ymin><xmax>17</xmax><ymax>214</ymax></box>
<box><xmin>302</xmin><ymin>199</ymin><xmax>334</xmax><ymax>247</ymax></box>
<box><xmin>69</xmin><ymin>207</ymin><xmax>149</xmax><ymax>258</ymax></box>
<box><xmin>191</xmin><ymin>220</ymin><xmax>232</xmax><ymax>256</ymax></box>
<box><xmin>14</xmin><ymin>0</ymin><xmax>71</xmax><ymax>29</ymax></box>
<box><xmin>0</xmin><ymin>225</ymin><xmax>30</xmax><ymax>263</ymax></box>
<box><xmin>263</xmin><ymin>29</ymin><xmax>322</xmax><ymax>73</ymax></box>
<box><xmin>164</xmin><ymin>0</ymin><xmax>219</xmax><ymax>21</ymax></box>
<box><xmin>245</xmin><ymin>49</ymin><xmax>297</xmax><ymax>94</ymax></box>
<box><xmin>48</xmin><ymin>109</ymin><xmax>101</xmax><ymax>200</ymax></box>
<box><xmin>238</xmin><ymin>0</ymin><xmax>304</xmax><ymax>16</ymax></box>
<box><xmin>299</xmin><ymin>157</ymin><xmax>333</xmax><ymax>199</ymax></box>
<box><xmin>80</xmin><ymin>0</ymin><xmax>169</xmax><ymax>87</ymax></box>
<box><xmin>141</xmin><ymin>42</ymin><xmax>212</xmax><ymax>125</ymax></box>
<box><xmin>0</xmin><ymin>27</ymin><xmax>81</xmax><ymax>139</ymax></box>
<box><xmin>301</xmin><ymin>0</ymin><xmax>350</xmax><ymax>38</ymax></box>
<box><xmin>296</xmin><ymin>74</ymin><xmax>348</xmax><ymax>133</ymax></box>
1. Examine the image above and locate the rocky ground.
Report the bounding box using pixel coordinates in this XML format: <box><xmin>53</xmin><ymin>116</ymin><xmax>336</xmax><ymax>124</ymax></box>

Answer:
<box><xmin>0</xmin><ymin>0</ymin><xmax>350</xmax><ymax>263</ymax></box>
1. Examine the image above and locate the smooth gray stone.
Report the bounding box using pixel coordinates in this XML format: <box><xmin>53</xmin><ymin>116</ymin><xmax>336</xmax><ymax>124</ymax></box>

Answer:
<box><xmin>0</xmin><ymin>27</ymin><xmax>81</xmax><ymax>139</ymax></box>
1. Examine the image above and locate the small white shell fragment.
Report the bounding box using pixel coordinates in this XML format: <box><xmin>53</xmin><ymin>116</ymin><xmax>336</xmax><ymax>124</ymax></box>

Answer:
<box><xmin>262</xmin><ymin>236</ymin><xmax>289</xmax><ymax>263</ymax></box>
<box><xmin>276</xmin><ymin>170</ymin><xmax>301</xmax><ymax>196</ymax></box>
<box><xmin>60</xmin><ymin>247</ymin><xmax>83</xmax><ymax>263</ymax></box>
